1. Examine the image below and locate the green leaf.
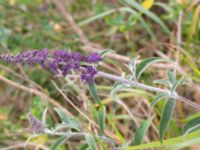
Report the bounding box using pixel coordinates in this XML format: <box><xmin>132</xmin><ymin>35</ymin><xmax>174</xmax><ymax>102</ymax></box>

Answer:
<box><xmin>159</xmin><ymin>98</ymin><xmax>176</xmax><ymax>143</ymax></box>
<box><xmin>54</xmin><ymin>108</ymin><xmax>70</xmax><ymax>123</ymax></box>
<box><xmin>50</xmin><ymin>136</ymin><xmax>69</xmax><ymax>150</ymax></box>
<box><xmin>68</xmin><ymin>119</ymin><xmax>80</xmax><ymax>131</ymax></box>
<box><xmin>151</xmin><ymin>93</ymin><xmax>168</xmax><ymax>107</ymax></box>
<box><xmin>111</xmin><ymin>82</ymin><xmax>129</xmax><ymax>101</ymax></box>
<box><xmin>98</xmin><ymin>106</ymin><xmax>106</xmax><ymax>134</ymax></box>
<box><xmin>54</xmin><ymin>108</ymin><xmax>80</xmax><ymax>131</ymax></box>
<box><xmin>55</xmin><ymin>123</ymin><xmax>72</xmax><ymax>131</ymax></box>
<box><xmin>80</xmin><ymin>144</ymin><xmax>89</xmax><ymax>150</ymax></box>
<box><xmin>55</xmin><ymin>122</ymin><xmax>80</xmax><ymax>131</ymax></box>
<box><xmin>99</xmin><ymin>49</ymin><xmax>114</xmax><ymax>57</ymax></box>
<box><xmin>153</xmin><ymin>79</ymin><xmax>170</xmax><ymax>87</ymax></box>
<box><xmin>123</xmin><ymin>129</ymin><xmax>200</xmax><ymax>150</ymax></box>
<box><xmin>17</xmin><ymin>0</ymin><xmax>32</xmax><ymax>4</ymax></box>
<box><xmin>79</xmin><ymin>6</ymin><xmax>155</xmax><ymax>38</ymax></box>
<box><xmin>88</xmin><ymin>81</ymin><xmax>101</xmax><ymax>105</ymax></box>
<box><xmin>134</xmin><ymin>117</ymin><xmax>153</xmax><ymax>145</ymax></box>
<box><xmin>155</xmin><ymin>2</ymin><xmax>174</xmax><ymax>19</ymax></box>
<box><xmin>129</xmin><ymin>57</ymin><xmax>139</xmax><ymax>75</ymax></box>
<box><xmin>78</xmin><ymin>9</ymin><xmax>116</xmax><ymax>26</ymax></box>
<box><xmin>127</xmin><ymin>9</ymin><xmax>155</xmax><ymax>38</ymax></box>
<box><xmin>135</xmin><ymin>57</ymin><xmax>165</xmax><ymax>81</ymax></box>
<box><xmin>183</xmin><ymin>117</ymin><xmax>200</xmax><ymax>135</ymax></box>
<box><xmin>42</xmin><ymin>108</ymin><xmax>48</xmax><ymax>125</ymax></box>
<box><xmin>85</xmin><ymin>134</ymin><xmax>96</xmax><ymax>150</ymax></box>
<box><xmin>167</xmin><ymin>70</ymin><xmax>176</xmax><ymax>86</ymax></box>
<box><xmin>171</xmin><ymin>77</ymin><xmax>184</xmax><ymax>92</ymax></box>
<box><xmin>138</xmin><ymin>15</ymin><xmax>155</xmax><ymax>39</ymax></box>
<box><xmin>124</xmin><ymin>0</ymin><xmax>170</xmax><ymax>34</ymax></box>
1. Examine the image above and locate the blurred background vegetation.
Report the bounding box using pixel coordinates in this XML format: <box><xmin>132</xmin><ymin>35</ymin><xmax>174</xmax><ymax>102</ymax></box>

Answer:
<box><xmin>0</xmin><ymin>0</ymin><xmax>200</xmax><ymax>149</ymax></box>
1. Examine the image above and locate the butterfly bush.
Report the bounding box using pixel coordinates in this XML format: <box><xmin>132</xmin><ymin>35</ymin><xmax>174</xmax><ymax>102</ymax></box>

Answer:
<box><xmin>0</xmin><ymin>48</ymin><xmax>102</xmax><ymax>82</ymax></box>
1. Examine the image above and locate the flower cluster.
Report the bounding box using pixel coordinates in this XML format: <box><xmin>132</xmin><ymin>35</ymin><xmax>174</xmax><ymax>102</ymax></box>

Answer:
<box><xmin>27</xmin><ymin>112</ymin><xmax>45</xmax><ymax>134</ymax></box>
<box><xmin>0</xmin><ymin>49</ymin><xmax>102</xmax><ymax>82</ymax></box>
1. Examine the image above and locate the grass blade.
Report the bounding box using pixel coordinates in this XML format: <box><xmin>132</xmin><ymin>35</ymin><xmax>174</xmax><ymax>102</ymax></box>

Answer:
<box><xmin>78</xmin><ymin>9</ymin><xmax>115</xmax><ymax>26</ymax></box>
<box><xmin>124</xmin><ymin>0</ymin><xmax>170</xmax><ymax>34</ymax></box>
<box><xmin>124</xmin><ymin>129</ymin><xmax>200</xmax><ymax>150</ymax></box>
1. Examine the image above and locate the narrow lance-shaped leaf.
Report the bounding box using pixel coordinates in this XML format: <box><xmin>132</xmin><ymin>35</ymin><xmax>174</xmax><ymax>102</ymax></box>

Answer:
<box><xmin>78</xmin><ymin>9</ymin><xmax>115</xmax><ymax>26</ymax></box>
<box><xmin>55</xmin><ymin>120</ymin><xmax>80</xmax><ymax>131</ymax></box>
<box><xmin>159</xmin><ymin>98</ymin><xmax>176</xmax><ymax>143</ymax></box>
<box><xmin>151</xmin><ymin>93</ymin><xmax>168</xmax><ymax>107</ymax></box>
<box><xmin>54</xmin><ymin>108</ymin><xmax>80</xmax><ymax>131</ymax></box>
<box><xmin>50</xmin><ymin>136</ymin><xmax>69</xmax><ymax>150</ymax></box>
<box><xmin>138</xmin><ymin>15</ymin><xmax>155</xmax><ymax>39</ymax></box>
<box><xmin>154</xmin><ymin>2</ymin><xmax>174</xmax><ymax>19</ymax></box>
<box><xmin>129</xmin><ymin>57</ymin><xmax>139</xmax><ymax>75</ymax></box>
<box><xmin>182</xmin><ymin>117</ymin><xmax>200</xmax><ymax>135</ymax></box>
<box><xmin>99</xmin><ymin>49</ymin><xmax>114</xmax><ymax>57</ymax></box>
<box><xmin>98</xmin><ymin>106</ymin><xmax>106</xmax><ymax>134</ymax></box>
<box><xmin>167</xmin><ymin>70</ymin><xmax>176</xmax><ymax>86</ymax></box>
<box><xmin>134</xmin><ymin>117</ymin><xmax>153</xmax><ymax>145</ymax></box>
<box><xmin>54</xmin><ymin>108</ymin><xmax>70</xmax><ymax>123</ymax></box>
<box><xmin>88</xmin><ymin>81</ymin><xmax>101</xmax><ymax>105</ymax></box>
<box><xmin>42</xmin><ymin>107</ymin><xmax>48</xmax><ymax>125</ymax></box>
<box><xmin>171</xmin><ymin>77</ymin><xmax>184</xmax><ymax>92</ymax></box>
<box><xmin>135</xmin><ymin>57</ymin><xmax>165</xmax><ymax>81</ymax></box>
<box><xmin>85</xmin><ymin>134</ymin><xmax>96</xmax><ymax>150</ymax></box>
<box><xmin>79</xmin><ymin>144</ymin><xmax>89</xmax><ymax>150</ymax></box>
<box><xmin>153</xmin><ymin>79</ymin><xmax>170</xmax><ymax>87</ymax></box>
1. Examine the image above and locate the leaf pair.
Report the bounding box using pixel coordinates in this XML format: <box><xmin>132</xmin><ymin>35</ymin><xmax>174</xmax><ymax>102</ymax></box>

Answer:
<box><xmin>54</xmin><ymin>108</ymin><xmax>80</xmax><ymax>131</ymax></box>
<box><xmin>152</xmin><ymin>70</ymin><xmax>187</xmax><ymax>143</ymax></box>
<box><xmin>129</xmin><ymin>57</ymin><xmax>166</xmax><ymax>81</ymax></box>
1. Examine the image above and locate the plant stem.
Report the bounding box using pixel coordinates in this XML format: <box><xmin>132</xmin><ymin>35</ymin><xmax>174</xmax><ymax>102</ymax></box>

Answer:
<box><xmin>97</xmin><ymin>71</ymin><xmax>200</xmax><ymax>110</ymax></box>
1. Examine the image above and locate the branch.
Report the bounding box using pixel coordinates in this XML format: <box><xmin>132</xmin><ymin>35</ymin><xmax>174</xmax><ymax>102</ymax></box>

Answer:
<box><xmin>44</xmin><ymin>129</ymin><xmax>118</xmax><ymax>144</ymax></box>
<box><xmin>97</xmin><ymin>71</ymin><xmax>200</xmax><ymax>110</ymax></box>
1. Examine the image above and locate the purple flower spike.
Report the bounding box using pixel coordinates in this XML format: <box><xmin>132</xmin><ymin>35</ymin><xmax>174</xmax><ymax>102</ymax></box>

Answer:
<box><xmin>0</xmin><ymin>49</ymin><xmax>102</xmax><ymax>82</ymax></box>
<box><xmin>81</xmin><ymin>66</ymin><xmax>98</xmax><ymax>82</ymax></box>
<box><xmin>86</xmin><ymin>53</ymin><xmax>102</xmax><ymax>63</ymax></box>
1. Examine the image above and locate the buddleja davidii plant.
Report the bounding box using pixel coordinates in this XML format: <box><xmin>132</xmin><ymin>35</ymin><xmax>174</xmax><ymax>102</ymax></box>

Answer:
<box><xmin>0</xmin><ymin>49</ymin><xmax>111</xmax><ymax>149</ymax></box>
<box><xmin>111</xmin><ymin>56</ymin><xmax>188</xmax><ymax>147</ymax></box>
<box><xmin>153</xmin><ymin>70</ymin><xmax>187</xmax><ymax>142</ymax></box>
<box><xmin>1</xmin><ymin>49</ymin><xmax>198</xmax><ymax>148</ymax></box>
<box><xmin>26</xmin><ymin>107</ymin><xmax>110</xmax><ymax>150</ymax></box>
